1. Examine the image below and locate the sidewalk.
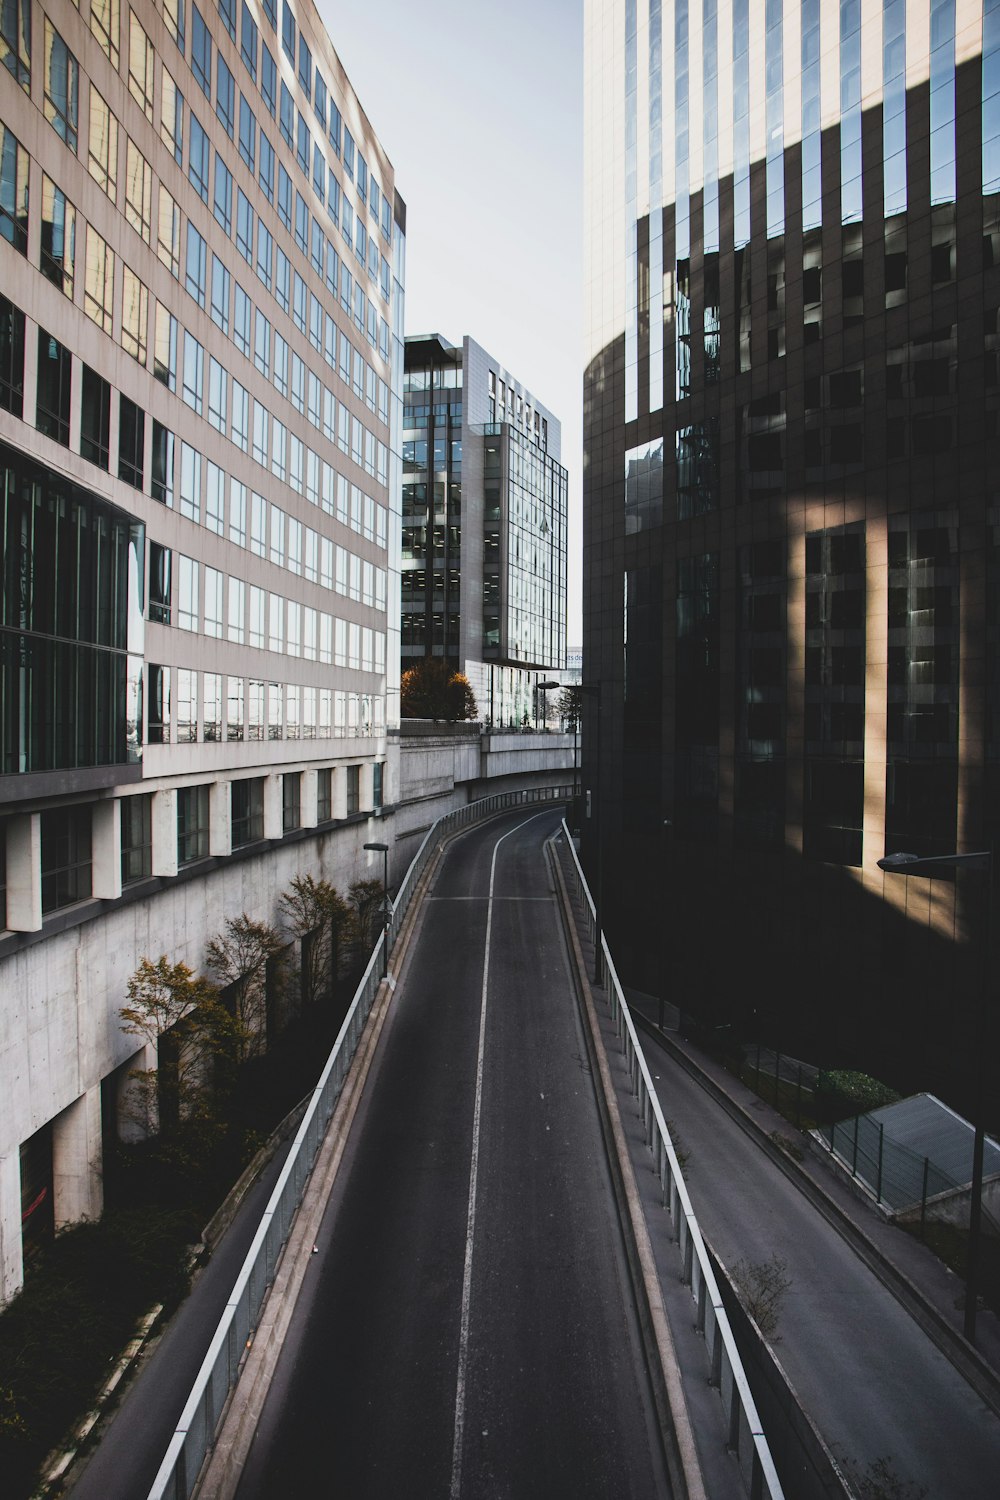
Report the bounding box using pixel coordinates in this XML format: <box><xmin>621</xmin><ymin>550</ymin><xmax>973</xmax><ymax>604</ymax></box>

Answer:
<box><xmin>625</xmin><ymin>987</ymin><xmax>1000</xmax><ymax>1400</ymax></box>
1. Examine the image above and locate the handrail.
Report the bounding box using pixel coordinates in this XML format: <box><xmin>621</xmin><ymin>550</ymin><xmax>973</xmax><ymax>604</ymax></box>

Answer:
<box><xmin>559</xmin><ymin>820</ymin><xmax>784</xmax><ymax>1500</ymax></box>
<box><xmin>147</xmin><ymin>784</ymin><xmax>572</xmax><ymax>1500</ymax></box>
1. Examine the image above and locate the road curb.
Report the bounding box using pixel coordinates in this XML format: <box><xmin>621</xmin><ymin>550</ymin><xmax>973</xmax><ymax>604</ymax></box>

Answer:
<box><xmin>634</xmin><ymin>1013</ymin><xmax>1000</xmax><ymax>1421</ymax></box>
<box><xmin>547</xmin><ymin>835</ymin><xmax>709</xmax><ymax>1500</ymax></box>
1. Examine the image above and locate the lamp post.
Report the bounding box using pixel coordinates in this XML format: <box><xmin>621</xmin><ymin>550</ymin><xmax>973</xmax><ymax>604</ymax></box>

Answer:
<box><xmin>537</xmin><ymin>678</ymin><xmax>559</xmax><ymax>733</ymax></box>
<box><xmin>580</xmin><ymin>681</ymin><xmax>603</xmax><ymax>983</ymax></box>
<box><xmin>363</xmin><ymin>841</ymin><xmax>390</xmax><ymax>982</ymax></box>
<box><xmin>877</xmin><ymin>848</ymin><xmax>993</xmax><ymax>1345</ymax></box>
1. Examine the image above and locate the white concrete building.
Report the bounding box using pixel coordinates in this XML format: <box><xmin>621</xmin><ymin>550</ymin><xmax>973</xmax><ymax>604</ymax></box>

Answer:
<box><xmin>0</xmin><ymin>0</ymin><xmax>404</xmax><ymax>1301</ymax></box>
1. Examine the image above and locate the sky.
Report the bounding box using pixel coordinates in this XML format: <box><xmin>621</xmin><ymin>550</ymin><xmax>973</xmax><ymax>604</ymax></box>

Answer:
<box><xmin>317</xmin><ymin>0</ymin><xmax>586</xmax><ymax>645</ymax></box>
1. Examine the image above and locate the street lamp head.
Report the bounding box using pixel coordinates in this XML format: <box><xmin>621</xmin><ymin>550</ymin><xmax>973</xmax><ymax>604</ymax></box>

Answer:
<box><xmin>537</xmin><ymin>680</ymin><xmax>560</xmax><ymax>690</ymax></box>
<box><xmin>364</xmin><ymin>842</ymin><xmax>389</xmax><ymax>853</ymax></box>
<box><xmin>877</xmin><ymin>853</ymin><xmax>921</xmax><ymax>871</ymax></box>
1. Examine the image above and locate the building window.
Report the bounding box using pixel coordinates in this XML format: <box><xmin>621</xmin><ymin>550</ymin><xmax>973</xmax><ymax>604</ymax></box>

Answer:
<box><xmin>227</xmin><ymin>675</ymin><xmax>244</xmax><ymax>739</ymax></box>
<box><xmin>0</xmin><ymin>296</ymin><xmax>25</xmax><ymax>417</ymax></box>
<box><xmin>154</xmin><ymin>303</ymin><xmax>177</xmax><ymax>390</ymax></box>
<box><xmin>149</xmin><ymin>542</ymin><xmax>171</xmax><ymax>623</ymax></box>
<box><xmin>241</xmin><ymin>3</ymin><xmax>257</xmax><ymax>78</ymax></box>
<box><xmin>120</xmin><ymin>794</ymin><xmax>152</xmax><ymax>885</ymax></box>
<box><xmin>189</xmin><ymin>113</ymin><xmax>209</xmax><ymax>202</ymax></box>
<box><xmin>40</xmin><ymin>174</ymin><xmax>75</xmax><ymax>293</ymax></box>
<box><xmin>161</xmin><ymin>67</ymin><xmax>183</xmax><ymax>165</ymax></box>
<box><xmin>80</xmin><ymin>365</ymin><xmax>111</xmax><ymax>468</ymax></box>
<box><xmin>0</xmin><ymin>126</ymin><xmax>28</xmax><ymax>255</ymax></box>
<box><xmin>191</xmin><ymin>2</ymin><xmax>211</xmax><ymax>96</ymax></box>
<box><xmin>203</xmin><ymin>672</ymin><xmax>222</xmax><ymax>741</ymax></box>
<box><xmin>124</xmin><ymin>139</ymin><xmax>152</xmax><ymax>241</ymax></box>
<box><xmin>346</xmin><ymin>764</ymin><xmax>360</xmax><ymax>815</ymax></box>
<box><xmin>43</xmin><ymin>20</ymin><xmax>78</xmax><ymax>152</ymax></box>
<box><xmin>164</xmin><ymin>0</ymin><xmax>185</xmax><ymax>53</ymax></box>
<box><xmin>316</xmin><ymin>766</ymin><xmax>332</xmax><ymax>821</ymax></box>
<box><xmin>211</xmin><ymin>255</ymin><xmax>230</xmax><ymax>332</ymax></box>
<box><xmin>157</xmin><ymin>186</ymin><xmax>181</xmax><ymax>276</ymax></box>
<box><xmin>174</xmin><ymin>666</ymin><xmax>195</xmax><ymax>740</ymax></box>
<box><xmin>84</xmin><ymin>226</ymin><xmax>115</xmax><ymax>333</ymax></box>
<box><xmin>186</xmin><ymin>223</ymin><xmax>207</xmax><ymax>307</ymax></box>
<box><xmin>231</xmin><ymin>777</ymin><xmax>264</xmax><ymax>847</ymax></box>
<box><xmin>118</xmin><ymin>397</ymin><xmax>145</xmax><ymax>488</ymax></box>
<box><xmin>177</xmin><ymin>784</ymin><xmax>210</xmax><ymax>865</ymax></box>
<box><xmin>36</xmin><ymin>328</ymin><xmax>71</xmax><ymax>446</ymax></box>
<box><xmin>91</xmin><ymin>0</ymin><xmax>119</xmax><ymax>68</ymax></box>
<box><xmin>239</xmin><ymin>95</ymin><xmax>256</xmax><ymax>171</ymax></box>
<box><xmin>282</xmin><ymin>772</ymin><xmax>300</xmax><ymax>832</ymax></box>
<box><xmin>127</xmin><ymin>11</ymin><xmax>154</xmax><ymax>121</ymax></box>
<box><xmin>151</xmin><ymin>421</ymin><xmax>175</xmax><ymax>505</ymax></box>
<box><xmin>87</xmin><ymin>87</ymin><xmax>118</xmax><ymax>200</ymax></box>
<box><xmin>121</xmin><ymin>266</ymin><xmax>148</xmax><ymax>364</ymax></box>
<box><xmin>1</xmin><ymin>0</ymin><xmax>31</xmax><ymax>89</ymax></box>
<box><xmin>216</xmin><ymin>53</ymin><xmax>235</xmax><ymax>137</ymax></box>
<box><xmin>41</xmin><ymin>806</ymin><xmax>91</xmax><ymax>913</ymax></box>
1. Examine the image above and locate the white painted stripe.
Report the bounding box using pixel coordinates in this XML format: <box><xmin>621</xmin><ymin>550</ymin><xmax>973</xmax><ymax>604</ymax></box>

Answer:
<box><xmin>449</xmin><ymin>811</ymin><xmax>551</xmax><ymax>1499</ymax></box>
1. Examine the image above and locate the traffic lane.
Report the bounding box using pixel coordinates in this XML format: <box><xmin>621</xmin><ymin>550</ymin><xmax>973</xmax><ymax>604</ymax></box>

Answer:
<box><xmin>236</xmin><ymin>887</ymin><xmax>490</xmax><ymax>1500</ymax></box>
<box><xmin>431</xmin><ymin>806</ymin><xmax>564</xmax><ymax>904</ymax></box>
<box><xmin>459</xmin><ymin>832</ymin><xmax>668</xmax><ymax>1498</ymax></box>
<box><xmin>644</xmin><ymin>1034</ymin><xmax>1000</xmax><ymax>1498</ymax></box>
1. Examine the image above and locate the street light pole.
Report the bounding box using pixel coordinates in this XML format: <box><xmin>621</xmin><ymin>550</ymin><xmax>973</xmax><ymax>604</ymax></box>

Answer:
<box><xmin>363</xmin><ymin>841</ymin><xmax>390</xmax><ymax>982</ymax></box>
<box><xmin>877</xmin><ymin>848</ymin><xmax>992</xmax><ymax>1345</ymax></box>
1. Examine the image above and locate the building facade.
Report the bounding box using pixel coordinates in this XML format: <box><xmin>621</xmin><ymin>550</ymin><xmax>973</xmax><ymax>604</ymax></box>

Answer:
<box><xmin>584</xmin><ymin>0</ymin><xmax>1000</xmax><ymax>1109</ymax></box>
<box><xmin>402</xmin><ymin>333</ymin><xmax>568</xmax><ymax>728</ymax></box>
<box><xmin>0</xmin><ymin>0</ymin><xmax>404</xmax><ymax>1299</ymax></box>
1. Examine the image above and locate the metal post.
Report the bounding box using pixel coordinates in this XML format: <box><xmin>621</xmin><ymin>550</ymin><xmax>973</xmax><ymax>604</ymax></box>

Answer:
<box><xmin>755</xmin><ymin>1043</ymin><xmax>761</xmax><ymax>1090</ymax></box>
<box><xmin>775</xmin><ymin>1050</ymin><xmax>781</xmax><ymax>1105</ymax></box>
<box><xmin>876</xmin><ymin>1122</ymin><xmax>884</xmax><ymax>1204</ymax></box>
<box><xmin>796</xmin><ymin>1065</ymin><xmax>802</xmax><ymax>1128</ymax></box>
<box><xmin>965</xmin><ymin>852</ymin><xmax>993</xmax><ymax>1344</ymax></box>
<box><xmin>921</xmin><ymin>1156</ymin><xmax>930</xmax><ymax>1241</ymax></box>
<box><xmin>852</xmin><ymin>1114</ymin><xmax>860</xmax><ymax>1176</ymax></box>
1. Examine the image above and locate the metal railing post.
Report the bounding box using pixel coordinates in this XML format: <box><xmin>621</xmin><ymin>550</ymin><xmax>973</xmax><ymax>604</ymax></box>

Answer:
<box><xmin>876</xmin><ymin>1122</ymin><xmax>885</xmax><ymax>1204</ymax></box>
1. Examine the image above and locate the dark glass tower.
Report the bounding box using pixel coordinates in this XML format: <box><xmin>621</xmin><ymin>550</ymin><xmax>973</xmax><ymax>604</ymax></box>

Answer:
<box><xmin>584</xmin><ymin>0</ymin><xmax>1000</xmax><ymax>1113</ymax></box>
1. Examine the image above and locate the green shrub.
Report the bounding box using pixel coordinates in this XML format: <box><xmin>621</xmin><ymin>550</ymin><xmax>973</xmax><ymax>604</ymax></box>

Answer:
<box><xmin>818</xmin><ymin>1069</ymin><xmax>900</xmax><ymax>1115</ymax></box>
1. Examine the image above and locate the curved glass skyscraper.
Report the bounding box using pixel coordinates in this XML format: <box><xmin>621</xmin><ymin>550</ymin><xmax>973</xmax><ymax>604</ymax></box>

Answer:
<box><xmin>584</xmin><ymin>0</ymin><xmax>1000</xmax><ymax>1106</ymax></box>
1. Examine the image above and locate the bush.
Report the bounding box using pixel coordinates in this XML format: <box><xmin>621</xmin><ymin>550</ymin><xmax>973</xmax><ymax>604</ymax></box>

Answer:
<box><xmin>818</xmin><ymin>1069</ymin><xmax>901</xmax><ymax>1115</ymax></box>
<box><xmin>0</xmin><ymin>1209</ymin><xmax>194</xmax><ymax>1498</ymax></box>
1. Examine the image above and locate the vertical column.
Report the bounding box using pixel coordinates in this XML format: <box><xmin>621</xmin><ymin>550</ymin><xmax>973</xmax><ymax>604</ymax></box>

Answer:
<box><xmin>52</xmin><ymin>1089</ymin><xmax>103</xmax><ymax>1230</ymax></box>
<box><xmin>0</xmin><ymin>1151</ymin><xmax>24</xmax><ymax>1304</ymax></box>
<box><xmin>91</xmin><ymin>799</ymin><xmax>122</xmax><ymax>901</ymax></box>
<box><xmin>263</xmin><ymin>773</ymin><xmax>283</xmax><ymax>840</ymax></box>
<box><xmin>209</xmin><ymin>779</ymin><xmax>232</xmax><ymax>857</ymax></box>
<box><xmin>301</xmin><ymin>768</ymin><xmax>319</xmax><ymax>829</ymax></box>
<box><xmin>359</xmin><ymin>763</ymin><xmax>374</xmax><ymax>815</ymax></box>
<box><xmin>152</xmin><ymin>789</ymin><xmax>179</xmax><ymax>877</ymax></box>
<box><xmin>6</xmin><ymin>812</ymin><xmax>41</xmax><ymax>931</ymax></box>
<box><xmin>333</xmin><ymin>766</ymin><xmax>348</xmax><ymax>820</ymax></box>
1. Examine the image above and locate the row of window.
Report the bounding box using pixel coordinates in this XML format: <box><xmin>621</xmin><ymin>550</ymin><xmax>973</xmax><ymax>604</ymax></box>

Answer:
<box><xmin>148</xmin><ymin>545</ymin><xmax>387</xmax><ymax>662</ymax></box>
<box><xmin>146</xmin><ymin>666</ymin><xmax>384</xmax><ymax>745</ymax></box>
<box><xmin>1</xmin><ymin>760</ymin><xmax>381</xmax><ymax>921</ymax></box>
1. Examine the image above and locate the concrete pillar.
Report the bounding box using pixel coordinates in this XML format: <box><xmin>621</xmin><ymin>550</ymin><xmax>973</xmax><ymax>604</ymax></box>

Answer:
<box><xmin>359</xmin><ymin>763</ymin><xmax>374</xmax><ymax>814</ymax></box>
<box><xmin>332</xmin><ymin>765</ymin><xmax>348</xmax><ymax>820</ymax></box>
<box><xmin>152</xmin><ymin>788</ymin><xmax>178</xmax><ymax>877</ymax></box>
<box><xmin>210</xmin><ymin>779</ymin><xmax>232</xmax><ymax>857</ymax></box>
<box><xmin>0</xmin><ymin>1152</ymin><xmax>24</xmax><ymax>1306</ymax></box>
<box><xmin>69</xmin><ymin>355</ymin><xmax>83</xmax><ymax>454</ymax></box>
<box><xmin>6</xmin><ymin>813</ymin><xmax>41</xmax><ymax>931</ymax></box>
<box><xmin>263</xmin><ymin>773</ymin><xmax>283</xmax><ymax>839</ymax></box>
<box><xmin>52</xmin><ymin>1089</ymin><xmax>103</xmax><ymax>1230</ymax></box>
<box><xmin>117</xmin><ymin>1043</ymin><xmax>158</xmax><ymax>1142</ymax></box>
<box><xmin>22</xmin><ymin>318</ymin><xmax>37</xmax><ymax>427</ymax></box>
<box><xmin>91</xmin><ymin>799</ymin><xmax>122</xmax><ymax>901</ymax></box>
<box><xmin>301</xmin><ymin>768</ymin><xmax>318</xmax><ymax>829</ymax></box>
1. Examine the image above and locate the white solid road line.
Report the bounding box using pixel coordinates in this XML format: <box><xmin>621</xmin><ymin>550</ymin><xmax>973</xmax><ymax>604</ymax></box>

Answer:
<box><xmin>449</xmin><ymin>810</ymin><xmax>552</xmax><ymax>1500</ymax></box>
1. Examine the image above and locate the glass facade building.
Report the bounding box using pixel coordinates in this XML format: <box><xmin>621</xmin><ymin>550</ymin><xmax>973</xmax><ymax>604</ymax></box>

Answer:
<box><xmin>584</xmin><ymin>0</ymin><xmax>1000</xmax><ymax>1107</ymax></box>
<box><xmin>403</xmin><ymin>333</ymin><xmax>568</xmax><ymax>727</ymax></box>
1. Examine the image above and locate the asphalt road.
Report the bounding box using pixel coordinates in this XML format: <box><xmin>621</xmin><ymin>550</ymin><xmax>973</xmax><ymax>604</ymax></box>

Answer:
<box><xmin>642</xmin><ymin>1030</ymin><xmax>1000</xmax><ymax>1499</ymax></box>
<box><xmin>236</xmin><ymin>809</ymin><xmax>669</xmax><ymax>1500</ymax></box>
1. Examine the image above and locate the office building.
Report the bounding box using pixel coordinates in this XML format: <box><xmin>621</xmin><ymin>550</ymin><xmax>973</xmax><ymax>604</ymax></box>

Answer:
<box><xmin>402</xmin><ymin>333</ymin><xmax>568</xmax><ymax>728</ymax></box>
<box><xmin>0</xmin><ymin>0</ymin><xmax>404</xmax><ymax>1299</ymax></box>
<box><xmin>583</xmin><ymin>0</ymin><xmax>999</xmax><ymax>1103</ymax></box>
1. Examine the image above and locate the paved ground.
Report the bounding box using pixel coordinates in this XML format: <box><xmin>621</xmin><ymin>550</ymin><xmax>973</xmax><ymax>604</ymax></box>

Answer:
<box><xmin>235</xmin><ymin>809</ymin><xmax>669</xmax><ymax>1500</ymax></box>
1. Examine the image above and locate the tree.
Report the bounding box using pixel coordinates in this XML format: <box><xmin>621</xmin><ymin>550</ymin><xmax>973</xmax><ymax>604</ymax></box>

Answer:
<box><xmin>349</xmin><ymin>877</ymin><xmax>386</xmax><ymax>955</ymax></box>
<box><xmin>558</xmin><ymin>685</ymin><xmax>582</xmax><ymax>732</ymax></box>
<box><xmin>205</xmin><ymin>915</ymin><xmax>287</xmax><ymax>1058</ymax></box>
<box><xmin>400</xmin><ymin>657</ymin><xmax>478</xmax><ymax>721</ymax></box>
<box><xmin>279</xmin><ymin>874</ymin><xmax>350</xmax><ymax>1008</ymax></box>
<box><xmin>119</xmin><ymin>956</ymin><xmax>239</xmax><ymax>1134</ymax></box>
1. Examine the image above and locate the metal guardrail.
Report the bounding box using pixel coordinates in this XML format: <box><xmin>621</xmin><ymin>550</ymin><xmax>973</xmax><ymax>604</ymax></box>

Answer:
<box><xmin>560</xmin><ymin>822</ymin><xmax>784</xmax><ymax>1500</ymax></box>
<box><xmin>147</xmin><ymin>784</ymin><xmax>571</xmax><ymax>1500</ymax></box>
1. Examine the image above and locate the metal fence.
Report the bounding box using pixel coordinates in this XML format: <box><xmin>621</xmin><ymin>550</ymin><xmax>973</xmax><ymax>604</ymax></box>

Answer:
<box><xmin>147</xmin><ymin>785</ymin><xmax>572</xmax><ymax>1500</ymax></box>
<box><xmin>560</xmin><ymin>822</ymin><xmax>784</xmax><ymax>1500</ymax></box>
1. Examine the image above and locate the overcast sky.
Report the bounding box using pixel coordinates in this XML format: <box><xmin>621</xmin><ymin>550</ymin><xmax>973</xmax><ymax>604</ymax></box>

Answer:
<box><xmin>318</xmin><ymin>0</ymin><xmax>585</xmax><ymax>644</ymax></box>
